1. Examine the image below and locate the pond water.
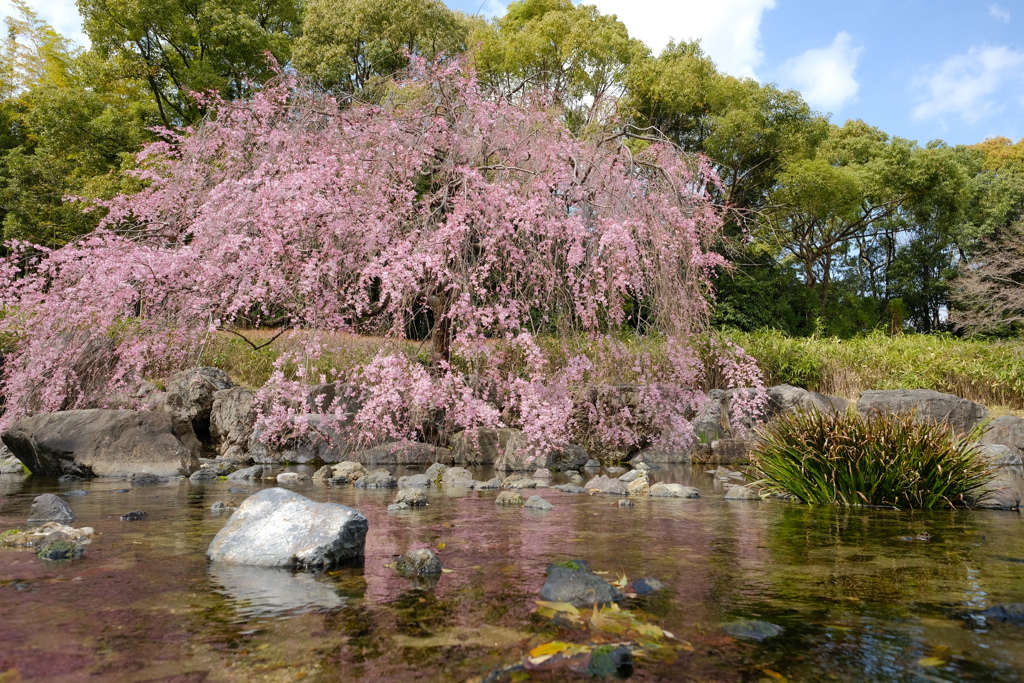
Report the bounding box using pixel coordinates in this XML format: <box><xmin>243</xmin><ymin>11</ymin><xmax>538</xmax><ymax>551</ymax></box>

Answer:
<box><xmin>1</xmin><ymin>465</ymin><xmax>1023</xmax><ymax>682</ymax></box>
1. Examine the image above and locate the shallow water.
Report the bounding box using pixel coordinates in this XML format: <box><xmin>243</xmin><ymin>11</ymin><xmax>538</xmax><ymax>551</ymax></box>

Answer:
<box><xmin>1</xmin><ymin>465</ymin><xmax>1023</xmax><ymax>682</ymax></box>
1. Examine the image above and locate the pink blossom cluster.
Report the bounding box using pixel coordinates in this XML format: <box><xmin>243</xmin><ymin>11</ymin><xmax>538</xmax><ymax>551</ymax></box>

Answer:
<box><xmin>0</xmin><ymin>59</ymin><xmax>764</xmax><ymax>453</ymax></box>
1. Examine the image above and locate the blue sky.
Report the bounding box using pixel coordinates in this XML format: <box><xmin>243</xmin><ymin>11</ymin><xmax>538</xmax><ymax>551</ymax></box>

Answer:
<box><xmin>7</xmin><ymin>0</ymin><xmax>1024</xmax><ymax>146</ymax></box>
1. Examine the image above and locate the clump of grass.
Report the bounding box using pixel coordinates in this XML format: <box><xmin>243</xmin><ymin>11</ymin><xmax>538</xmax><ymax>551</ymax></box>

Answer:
<box><xmin>751</xmin><ymin>410</ymin><xmax>994</xmax><ymax>509</ymax></box>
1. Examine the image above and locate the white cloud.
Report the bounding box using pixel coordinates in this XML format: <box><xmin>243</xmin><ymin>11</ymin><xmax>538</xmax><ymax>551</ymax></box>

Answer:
<box><xmin>990</xmin><ymin>4</ymin><xmax>1011</xmax><ymax>22</ymax></box>
<box><xmin>913</xmin><ymin>46</ymin><xmax>1024</xmax><ymax>123</ymax></box>
<box><xmin>589</xmin><ymin>0</ymin><xmax>776</xmax><ymax>79</ymax></box>
<box><xmin>776</xmin><ymin>31</ymin><xmax>862</xmax><ymax>112</ymax></box>
<box><xmin>0</xmin><ymin>0</ymin><xmax>88</xmax><ymax>46</ymax></box>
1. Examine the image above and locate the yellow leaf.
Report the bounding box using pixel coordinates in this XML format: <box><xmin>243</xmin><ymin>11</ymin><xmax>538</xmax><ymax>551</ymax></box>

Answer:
<box><xmin>634</xmin><ymin>622</ymin><xmax>664</xmax><ymax>639</ymax></box>
<box><xmin>529</xmin><ymin>641</ymin><xmax>570</xmax><ymax>658</ymax></box>
<box><xmin>436</xmin><ymin>542</ymin><xmax>446</xmax><ymax>550</ymax></box>
<box><xmin>440</xmin><ymin>568</ymin><xmax>454</xmax><ymax>573</ymax></box>
<box><xmin>918</xmin><ymin>657</ymin><xmax>946</xmax><ymax>668</ymax></box>
<box><xmin>534</xmin><ymin>601</ymin><xmax>580</xmax><ymax>619</ymax></box>
<box><xmin>760</xmin><ymin>669</ymin><xmax>788</xmax><ymax>682</ymax></box>
<box><xmin>612</xmin><ymin>573</ymin><xmax>629</xmax><ymax>589</ymax></box>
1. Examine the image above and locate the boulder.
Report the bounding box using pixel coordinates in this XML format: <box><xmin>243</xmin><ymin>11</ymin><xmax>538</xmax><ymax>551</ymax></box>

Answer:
<box><xmin>247</xmin><ymin>414</ymin><xmax>356</xmax><ymax>465</ymax></box>
<box><xmin>553</xmin><ymin>483</ymin><xmax>585</xmax><ymax>494</ymax></box>
<box><xmin>495</xmin><ymin>491</ymin><xmax>524</xmax><ymax>506</ymax></box>
<box><xmin>394</xmin><ymin>488</ymin><xmax>428</xmax><ymax>506</ymax></box>
<box><xmin>533</xmin><ymin>468</ymin><xmax>552</xmax><ymax>479</ymax></box>
<box><xmin>976</xmin><ymin>476</ymin><xmax>1021</xmax><ymax>510</ymax></box>
<box><xmin>981</xmin><ymin>603</ymin><xmax>1024</xmax><ymax>626</ymax></box>
<box><xmin>649</xmin><ymin>483</ymin><xmax>700</xmax><ymax>498</ymax></box>
<box><xmin>473</xmin><ymin>477</ymin><xmax>502</xmax><ymax>490</ymax></box>
<box><xmin>164</xmin><ymin>367</ymin><xmax>234</xmax><ymax>441</ymax></box>
<box><xmin>976</xmin><ymin>444</ymin><xmax>1024</xmax><ymax>466</ymax></box>
<box><xmin>524</xmin><ymin>495</ymin><xmax>554</xmax><ymax>510</ymax></box>
<box><xmin>227</xmin><ymin>464</ymin><xmax>264</xmax><ymax>481</ymax></box>
<box><xmin>131</xmin><ymin>472</ymin><xmax>168</xmax><ymax>486</ymax></box>
<box><xmin>333</xmin><ymin>461</ymin><xmax>368</xmax><ymax>482</ymax></box>
<box><xmin>763</xmin><ymin>385</ymin><xmax>847</xmax><ymax>421</ymax></box>
<box><xmin>502</xmin><ymin>476</ymin><xmax>538</xmax><ymax>490</ymax></box>
<box><xmin>395</xmin><ymin>548</ymin><xmax>443</xmax><ymax>576</ymax></box>
<box><xmin>724</xmin><ymin>485</ymin><xmax>761</xmax><ymax>500</ymax></box>
<box><xmin>349</xmin><ymin>441</ymin><xmax>454</xmax><ymax>467</ymax></box>
<box><xmin>353</xmin><ymin>469</ymin><xmax>396</xmax><ymax>489</ymax></box>
<box><xmin>312</xmin><ymin>465</ymin><xmax>333</xmax><ymax>481</ymax></box>
<box><xmin>2</xmin><ymin>410</ymin><xmax>199</xmax><ymax>478</ymax></box>
<box><xmin>631</xmin><ymin>446</ymin><xmax>689</xmax><ymax>463</ymax></box>
<box><xmin>618</xmin><ymin>469</ymin><xmax>643</xmax><ymax>483</ymax></box>
<box><xmin>692</xmin><ymin>390</ymin><xmax>728</xmax><ymax>443</ymax></box>
<box><xmin>583</xmin><ymin>475</ymin><xmax>628</xmax><ymax>495</ymax></box>
<box><xmin>546</xmin><ymin>444</ymin><xmax>589</xmax><ymax>472</ymax></box>
<box><xmin>207</xmin><ymin>488</ymin><xmax>368</xmax><ymax>568</ymax></box>
<box><xmin>28</xmin><ymin>494</ymin><xmax>75</xmax><ymax>522</ymax></box>
<box><xmin>857</xmin><ymin>389</ymin><xmax>987</xmax><ymax>433</ymax></box>
<box><xmin>979</xmin><ymin>416</ymin><xmax>1024</xmax><ymax>459</ymax></box>
<box><xmin>424</xmin><ymin>462</ymin><xmax>447</xmax><ymax>482</ymax></box>
<box><xmin>397</xmin><ymin>474</ymin><xmax>432</xmax><ymax>488</ymax></box>
<box><xmin>626</xmin><ymin>477</ymin><xmax>649</xmax><ymax>496</ymax></box>
<box><xmin>584</xmin><ymin>459</ymin><xmax>601</xmax><ymax>469</ymax></box>
<box><xmin>540</xmin><ymin>566</ymin><xmax>623</xmax><ymax>607</ymax></box>
<box><xmin>572</xmin><ymin>384</ymin><xmax>651</xmax><ymax>461</ymax></box>
<box><xmin>450</xmin><ymin>428</ymin><xmax>521</xmax><ymax>466</ymax></box>
<box><xmin>210</xmin><ymin>387</ymin><xmax>256</xmax><ymax>461</ymax></box>
<box><xmin>0</xmin><ymin>454</ymin><xmax>25</xmax><ymax>474</ymax></box>
<box><xmin>277</xmin><ymin>472</ymin><xmax>311</xmax><ymax>484</ymax></box>
<box><xmin>690</xmin><ymin>438</ymin><xmax>750</xmax><ymax>466</ymax></box>
<box><xmin>440</xmin><ymin>466</ymin><xmax>475</xmax><ymax>487</ymax></box>
<box><xmin>189</xmin><ymin>469</ymin><xmax>221</xmax><ymax>483</ymax></box>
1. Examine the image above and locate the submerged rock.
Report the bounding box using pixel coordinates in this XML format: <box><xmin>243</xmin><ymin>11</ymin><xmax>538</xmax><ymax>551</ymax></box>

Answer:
<box><xmin>190</xmin><ymin>468</ymin><xmax>221</xmax><ymax>483</ymax></box>
<box><xmin>617</xmin><ymin>498</ymin><xmax>635</xmax><ymax>508</ymax></box>
<box><xmin>394</xmin><ymin>488</ymin><xmax>428</xmax><ymax>507</ymax></box>
<box><xmin>207</xmin><ymin>488</ymin><xmax>368</xmax><ymax>569</ymax></box>
<box><xmin>724</xmin><ymin>485</ymin><xmax>761</xmax><ymax>500</ymax></box>
<box><xmin>28</xmin><ymin>494</ymin><xmax>75</xmax><ymax>523</ymax></box>
<box><xmin>524</xmin><ymin>495</ymin><xmax>554</xmax><ymax>510</ymax></box>
<box><xmin>540</xmin><ymin>565</ymin><xmax>623</xmax><ymax>607</ymax></box>
<box><xmin>495</xmin><ymin>491</ymin><xmax>524</xmax><ymax>506</ymax></box>
<box><xmin>37</xmin><ymin>539</ymin><xmax>84</xmax><ymax>561</ymax></box>
<box><xmin>981</xmin><ymin>603</ymin><xmax>1024</xmax><ymax>626</ymax></box>
<box><xmin>396</xmin><ymin>548</ymin><xmax>443</xmax><ymax>576</ymax></box>
<box><xmin>354</xmin><ymin>469</ymin><xmax>396</xmax><ymax>489</ymax></box>
<box><xmin>387</xmin><ymin>502</ymin><xmax>410</xmax><ymax>512</ymax></box>
<box><xmin>630</xmin><ymin>578</ymin><xmax>665</xmax><ymax>595</ymax></box>
<box><xmin>583</xmin><ymin>475</ymin><xmax>628</xmax><ymax>495</ymax></box>
<box><xmin>721</xmin><ymin>618</ymin><xmax>784</xmax><ymax>642</ymax></box>
<box><xmin>649</xmin><ymin>483</ymin><xmax>700</xmax><ymax>499</ymax></box>
<box><xmin>587</xmin><ymin>644</ymin><xmax>634</xmax><ymax>678</ymax></box>
<box><xmin>131</xmin><ymin>473</ymin><xmax>168</xmax><ymax>486</ymax></box>
<box><xmin>473</xmin><ymin>477</ymin><xmax>502</xmax><ymax>490</ymax></box>
<box><xmin>553</xmin><ymin>483</ymin><xmax>585</xmax><ymax>494</ymax></box>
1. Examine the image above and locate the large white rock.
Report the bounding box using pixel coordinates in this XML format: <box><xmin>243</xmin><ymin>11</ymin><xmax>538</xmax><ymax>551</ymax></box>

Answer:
<box><xmin>207</xmin><ymin>488</ymin><xmax>368</xmax><ymax>568</ymax></box>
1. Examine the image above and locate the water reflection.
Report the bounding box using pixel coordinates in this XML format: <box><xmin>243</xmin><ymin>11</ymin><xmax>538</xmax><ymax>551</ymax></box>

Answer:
<box><xmin>209</xmin><ymin>563</ymin><xmax>359</xmax><ymax>618</ymax></box>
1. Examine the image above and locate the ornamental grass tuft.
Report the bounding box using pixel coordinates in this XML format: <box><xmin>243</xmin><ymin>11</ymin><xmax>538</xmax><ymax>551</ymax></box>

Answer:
<box><xmin>751</xmin><ymin>410</ymin><xmax>994</xmax><ymax>509</ymax></box>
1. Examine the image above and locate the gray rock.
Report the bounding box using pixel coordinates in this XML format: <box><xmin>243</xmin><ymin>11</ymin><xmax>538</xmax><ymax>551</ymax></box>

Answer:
<box><xmin>0</xmin><ymin>453</ymin><xmax>25</xmax><ymax>474</ymax></box>
<box><xmin>857</xmin><ymin>389</ymin><xmax>987</xmax><ymax>434</ymax></box>
<box><xmin>228</xmin><ymin>465</ymin><xmax>264</xmax><ymax>481</ymax></box>
<box><xmin>553</xmin><ymin>483</ymin><xmax>585</xmax><ymax>493</ymax></box>
<box><xmin>207</xmin><ymin>488</ymin><xmax>368</xmax><ymax>568</ymax></box>
<box><xmin>37</xmin><ymin>539</ymin><xmax>84</xmax><ymax>561</ymax></box>
<box><xmin>631</xmin><ymin>578</ymin><xmax>664</xmax><ymax>595</ymax></box>
<box><xmin>632</xmin><ymin>446</ymin><xmax>689</xmax><ymax>463</ymax></box>
<box><xmin>190</xmin><ymin>468</ymin><xmax>221</xmax><ymax>483</ymax></box>
<box><xmin>305</xmin><ymin>381</ymin><xmax>361</xmax><ymax>415</ymax></box>
<box><xmin>2</xmin><ymin>410</ymin><xmax>199</xmax><ymax>478</ymax></box>
<box><xmin>131</xmin><ymin>473</ymin><xmax>168</xmax><ymax>486</ymax></box>
<box><xmin>721</xmin><ymin>619</ymin><xmax>784</xmax><ymax>642</ymax></box>
<box><xmin>698</xmin><ymin>439</ymin><xmax>751</xmax><ymax>465</ymax></box>
<box><xmin>632</xmin><ymin>461</ymin><xmax>651</xmax><ymax>471</ymax></box>
<box><xmin>976</xmin><ymin>476</ymin><xmax>1021</xmax><ymax>510</ymax></box>
<box><xmin>540</xmin><ymin>566</ymin><xmax>623</xmax><ymax>607</ymax></box>
<box><xmin>28</xmin><ymin>494</ymin><xmax>75</xmax><ymax>523</ymax></box>
<box><xmin>524</xmin><ymin>495</ymin><xmax>554</xmax><ymax>510</ymax></box>
<box><xmin>164</xmin><ymin>367</ymin><xmax>234</xmax><ymax>443</ymax></box>
<box><xmin>312</xmin><ymin>465</ymin><xmax>333</xmax><ymax>481</ymax></box>
<box><xmin>387</xmin><ymin>502</ymin><xmax>410</xmax><ymax>512</ymax></box>
<box><xmin>333</xmin><ymin>461</ymin><xmax>368</xmax><ymax>482</ymax></box>
<box><xmin>424</xmin><ymin>462</ymin><xmax>448</xmax><ymax>482</ymax></box>
<box><xmin>981</xmin><ymin>603</ymin><xmax>1024</xmax><ymax>626</ymax></box>
<box><xmin>583</xmin><ymin>475</ymin><xmax>628</xmax><ymax>495</ymax></box>
<box><xmin>62</xmin><ymin>489</ymin><xmax>88</xmax><ymax>497</ymax></box>
<box><xmin>440</xmin><ymin>466</ymin><xmax>475</xmax><ymax>487</ymax></box>
<box><xmin>724</xmin><ymin>485</ymin><xmax>761</xmax><ymax>500</ymax></box>
<box><xmin>533</xmin><ymin>468</ymin><xmax>552</xmax><ymax>479</ymax></box>
<box><xmin>976</xmin><ymin>444</ymin><xmax>1024</xmax><ymax>466</ymax></box>
<box><xmin>980</xmin><ymin>416</ymin><xmax>1024</xmax><ymax>453</ymax></box>
<box><xmin>546</xmin><ymin>444</ymin><xmax>590</xmax><ymax>472</ymax></box>
<box><xmin>649</xmin><ymin>483</ymin><xmax>700</xmax><ymax>498</ymax></box>
<box><xmin>277</xmin><ymin>472</ymin><xmax>310</xmax><ymax>484</ymax></box>
<box><xmin>606</xmin><ymin>466</ymin><xmax>627</xmax><ymax>475</ymax></box>
<box><xmin>211</xmin><ymin>501</ymin><xmax>228</xmax><ymax>513</ymax></box>
<box><xmin>473</xmin><ymin>477</ymin><xmax>502</xmax><ymax>490</ymax></box>
<box><xmin>618</xmin><ymin>470</ymin><xmax>643</xmax><ymax>483</ymax></box>
<box><xmin>495</xmin><ymin>491</ymin><xmax>524</xmax><ymax>506</ymax></box>
<box><xmin>503</xmin><ymin>476</ymin><xmax>538</xmax><ymax>490</ymax></box>
<box><xmin>394</xmin><ymin>488</ymin><xmax>428</xmax><ymax>506</ymax></box>
<box><xmin>353</xmin><ymin>469</ymin><xmax>396</xmax><ymax>489</ymax></box>
<box><xmin>568</xmin><ymin>473</ymin><xmax>584</xmax><ymax>485</ymax></box>
<box><xmin>396</xmin><ymin>548</ymin><xmax>443</xmax><ymax>576</ymax></box>
<box><xmin>584</xmin><ymin>459</ymin><xmax>601</xmax><ymax>468</ymax></box>
<box><xmin>397</xmin><ymin>474</ymin><xmax>431</xmax><ymax>488</ymax></box>
<box><xmin>762</xmin><ymin>384</ymin><xmax>847</xmax><ymax>423</ymax></box>
<box><xmin>209</xmin><ymin>386</ymin><xmax>255</xmax><ymax>461</ymax></box>
<box><xmin>450</xmin><ymin>428</ymin><xmax>521</xmax><ymax>466</ymax></box>
<box><xmin>248</xmin><ymin>414</ymin><xmax>355</xmax><ymax>464</ymax></box>
<box><xmin>617</xmin><ymin>498</ymin><xmax>634</xmax><ymax>507</ymax></box>
<box><xmin>349</xmin><ymin>441</ymin><xmax>454</xmax><ymax>467</ymax></box>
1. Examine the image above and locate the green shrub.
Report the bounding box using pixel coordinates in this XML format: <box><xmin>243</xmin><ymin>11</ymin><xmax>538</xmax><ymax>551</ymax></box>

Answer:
<box><xmin>751</xmin><ymin>410</ymin><xmax>994</xmax><ymax>509</ymax></box>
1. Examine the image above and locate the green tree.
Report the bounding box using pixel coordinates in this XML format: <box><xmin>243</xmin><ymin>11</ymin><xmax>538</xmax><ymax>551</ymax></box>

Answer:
<box><xmin>293</xmin><ymin>0</ymin><xmax>472</xmax><ymax>93</ymax></box>
<box><xmin>77</xmin><ymin>0</ymin><xmax>300</xmax><ymax>126</ymax></box>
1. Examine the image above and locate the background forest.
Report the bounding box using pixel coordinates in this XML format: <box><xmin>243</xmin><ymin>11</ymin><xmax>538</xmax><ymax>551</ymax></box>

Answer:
<box><xmin>1</xmin><ymin>0</ymin><xmax>1022</xmax><ymax>339</ymax></box>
